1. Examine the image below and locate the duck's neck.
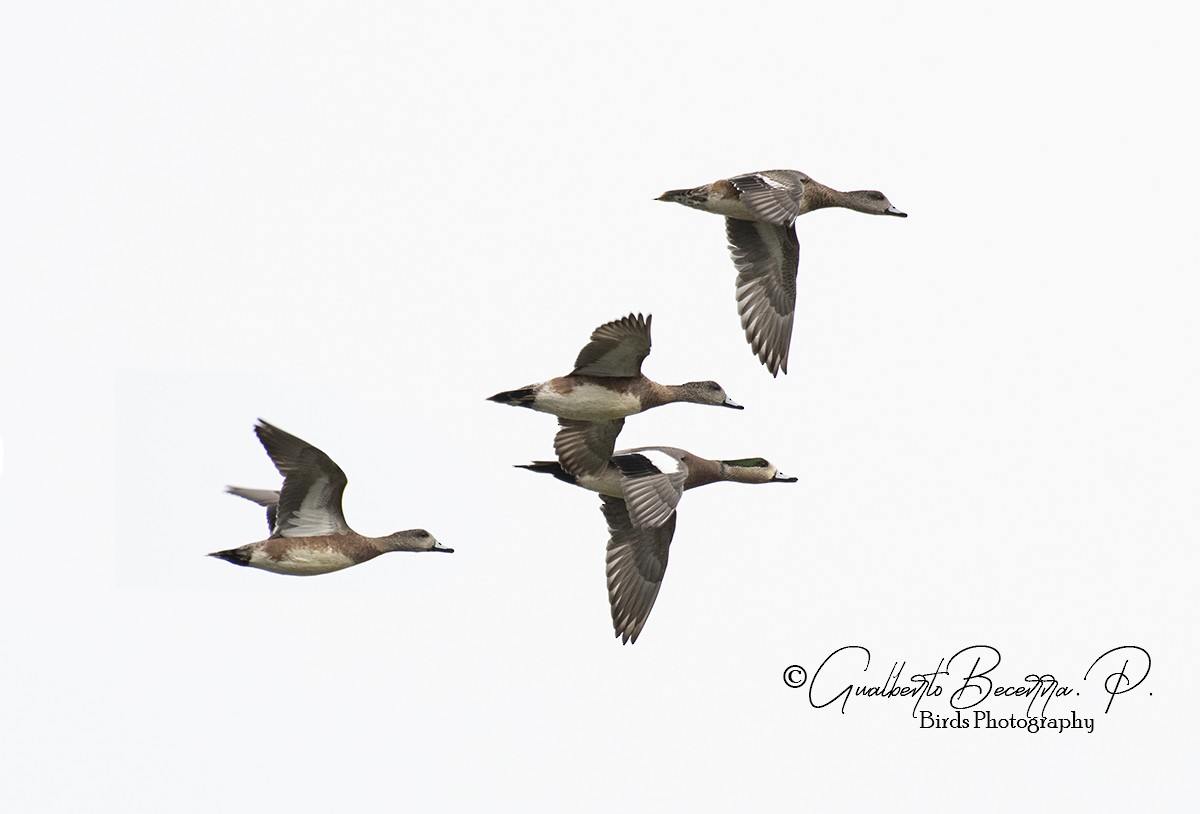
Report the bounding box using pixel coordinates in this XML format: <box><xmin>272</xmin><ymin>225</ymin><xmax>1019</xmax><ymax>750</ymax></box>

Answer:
<box><xmin>375</xmin><ymin>532</ymin><xmax>419</xmax><ymax>553</ymax></box>
<box><xmin>649</xmin><ymin>381</ymin><xmax>687</xmax><ymax>407</ymax></box>
<box><xmin>718</xmin><ymin>462</ymin><xmax>767</xmax><ymax>485</ymax></box>
<box><xmin>798</xmin><ymin>180</ymin><xmax>841</xmax><ymax>213</ymax></box>
<box><xmin>684</xmin><ymin>456</ymin><xmax>723</xmax><ymax>489</ymax></box>
<box><xmin>801</xmin><ymin>181</ymin><xmax>871</xmax><ymax>215</ymax></box>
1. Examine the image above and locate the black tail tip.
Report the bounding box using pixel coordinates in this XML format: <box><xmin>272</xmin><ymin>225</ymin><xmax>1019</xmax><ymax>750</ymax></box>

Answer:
<box><xmin>487</xmin><ymin>387</ymin><xmax>536</xmax><ymax>406</ymax></box>
<box><xmin>515</xmin><ymin>461</ymin><xmax>573</xmax><ymax>484</ymax></box>
<box><xmin>208</xmin><ymin>548</ymin><xmax>251</xmax><ymax>567</ymax></box>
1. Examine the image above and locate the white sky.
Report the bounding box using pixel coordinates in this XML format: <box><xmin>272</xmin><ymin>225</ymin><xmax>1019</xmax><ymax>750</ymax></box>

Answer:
<box><xmin>3</xmin><ymin>1</ymin><xmax>1198</xmax><ymax>810</ymax></box>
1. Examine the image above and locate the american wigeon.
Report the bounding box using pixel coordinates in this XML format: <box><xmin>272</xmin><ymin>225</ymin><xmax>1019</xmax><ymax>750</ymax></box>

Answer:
<box><xmin>211</xmin><ymin>420</ymin><xmax>452</xmax><ymax>575</ymax></box>
<box><xmin>489</xmin><ymin>313</ymin><xmax>742</xmax><ymax>477</ymax></box>
<box><xmin>657</xmin><ymin>169</ymin><xmax>906</xmax><ymax>376</ymax></box>
<box><xmin>519</xmin><ymin>447</ymin><xmax>796</xmax><ymax>644</ymax></box>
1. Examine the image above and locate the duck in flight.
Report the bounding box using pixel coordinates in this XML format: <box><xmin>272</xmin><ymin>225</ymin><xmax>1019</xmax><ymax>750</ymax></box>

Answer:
<box><xmin>489</xmin><ymin>313</ymin><xmax>742</xmax><ymax>477</ymax></box>
<box><xmin>211</xmin><ymin>420</ymin><xmax>451</xmax><ymax>575</ymax></box>
<box><xmin>657</xmin><ymin>169</ymin><xmax>906</xmax><ymax>376</ymax></box>
<box><xmin>519</xmin><ymin>447</ymin><xmax>796</xmax><ymax>644</ymax></box>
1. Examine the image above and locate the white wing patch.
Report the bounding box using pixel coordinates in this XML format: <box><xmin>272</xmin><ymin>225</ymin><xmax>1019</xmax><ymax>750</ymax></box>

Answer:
<box><xmin>636</xmin><ymin>449</ymin><xmax>684</xmax><ymax>476</ymax></box>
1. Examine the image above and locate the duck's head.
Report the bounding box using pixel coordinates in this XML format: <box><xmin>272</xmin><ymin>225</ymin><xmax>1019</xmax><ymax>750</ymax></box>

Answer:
<box><xmin>719</xmin><ymin>457</ymin><xmax>798</xmax><ymax>484</ymax></box>
<box><xmin>679</xmin><ymin>380</ymin><xmax>743</xmax><ymax>409</ymax></box>
<box><xmin>388</xmin><ymin>529</ymin><xmax>454</xmax><ymax>553</ymax></box>
<box><xmin>845</xmin><ymin>189</ymin><xmax>906</xmax><ymax>218</ymax></box>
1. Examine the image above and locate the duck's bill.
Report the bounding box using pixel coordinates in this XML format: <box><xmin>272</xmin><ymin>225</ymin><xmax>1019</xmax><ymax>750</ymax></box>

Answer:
<box><xmin>885</xmin><ymin>206</ymin><xmax>907</xmax><ymax>217</ymax></box>
<box><xmin>772</xmin><ymin>472</ymin><xmax>798</xmax><ymax>483</ymax></box>
<box><xmin>433</xmin><ymin>542</ymin><xmax>455</xmax><ymax>553</ymax></box>
<box><xmin>723</xmin><ymin>397</ymin><xmax>745</xmax><ymax>410</ymax></box>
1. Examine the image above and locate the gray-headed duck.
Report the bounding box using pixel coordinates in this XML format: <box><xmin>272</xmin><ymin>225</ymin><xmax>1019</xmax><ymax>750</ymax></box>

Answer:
<box><xmin>211</xmin><ymin>420</ymin><xmax>452</xmax><ymax>575</ymax></box>
<box><xmin>657</xmin><ymin>169</ymin><xmax>906</xmax><ymax>376</ymax></box>
<box><xmin>489</xmin><ymin>313</ymin><xmax>742</xmax><ymax>477</ymax></box>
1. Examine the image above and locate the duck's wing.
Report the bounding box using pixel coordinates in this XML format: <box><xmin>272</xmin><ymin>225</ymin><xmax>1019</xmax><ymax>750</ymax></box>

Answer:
<box><xmin>225</xmin><ymin>486</ymin><xmax>279</xmax><ymax>506</ymax></box>
<box><xmin>601</xmin><ymin>496</ymin><xmax>677</xmax><ymax>645</ymax></box>
<box><xmin>225</xmin><ymin>486</ymin><xmax>281</xmax><ymax>533</ymax></box>
<box><xmin>611</xmin><ymin>448</ymin><xmax>688</xmax><ymax>529</ymax></box>
<box><xmin>726</xmin><ymin>218</ymin><xmax>799</xmax><ymax>377</ymax></box>
<box><xmin>554</xmin><ymin>418</ymin><xmax>624</xmax><ymax>477</ymax></box>
<box><xmin>253</xmin><ymin>420</ymin><xmax>351</xmax><ymax>538</ymax></box>
<box><xmin>728</xmin><ymin>170</ymin><xmax>806</xmax><ymax>226</ymax></box>
<box><xmin>571</xmin><ymin>313</ymin><xmax>652</xmax><ymax>377</ymax></box>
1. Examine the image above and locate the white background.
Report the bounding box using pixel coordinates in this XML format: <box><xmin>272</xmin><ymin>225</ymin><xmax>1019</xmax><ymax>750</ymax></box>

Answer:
<box><xmin>2</xmin><ymin>1</ymin><xmax>1197</xmax><ymax>810</ymax></box>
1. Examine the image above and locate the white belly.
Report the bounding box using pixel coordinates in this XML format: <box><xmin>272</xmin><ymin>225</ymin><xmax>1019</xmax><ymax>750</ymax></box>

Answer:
<box><xmin>534</xmin><ymin>383</ymin><xmax>642</xmax><ymax>421</ymax></box>
<box><xmin>700</xmin><ymin>195</ymin><xmax>755</xmax><ymax>220</ymax></box>
<box><xmin>574</xmin><ymin>468</ymin><xmax>624</xmax><ymax>498</ymax></box>
<box><xmin>249</xmin><ymin>546</ymin><xmax>358</xmax><ymax>576</ymax></box>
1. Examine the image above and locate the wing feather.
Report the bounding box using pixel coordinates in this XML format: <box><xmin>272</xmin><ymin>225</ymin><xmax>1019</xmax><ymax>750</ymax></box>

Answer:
<box><xmin>226</xmin><ymin>486</ymin><xmax>281</xmax><ymax>533</ymax></box>
<box><xmin>601</xmin><ymin>496</ymin><xmax>677</xmax><ymax>645</ymax></box>
<box><xmin>726</xmin><ymin>218</ymin><xmax>799</xmax><ymax>376</ymax></box>
<box><xmin>728</xmin><ymin>170</ymin><xmax>806</xmax><ymax>226</ymax></box>
<box><xmin>253</xmin><ymin>420</ymin><xmax>351</xmax><ymax>538</ymax></box>
<box><xmin>571</xmin><ymin>314</ymin><xmax>652</xmax><ymax>377</ymax></box>
<box><xmin>554</xmin><ymin>419</ymin><xmax>625</xmax><ymax>477</ymax></box>
<box><xmin>611</xmin><ymin>450</ymin><xmax>687</xmax><ymax>529</ymax></box>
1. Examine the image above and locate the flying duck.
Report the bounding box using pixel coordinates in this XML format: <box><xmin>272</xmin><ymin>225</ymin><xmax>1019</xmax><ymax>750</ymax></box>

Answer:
<box><xmin>489</xmin><ymin>313</ymin><xmax>742</xmax><ymax>477</ymax></box>
<box><xmin>211</xmin><ymin>420</ymin><xmax>452</xmax><ymax>575</ymax></box>
<box><xmin>657</xmin><ymin>169</ymin><xmax>906</xmax><ymax>376</ymax></box>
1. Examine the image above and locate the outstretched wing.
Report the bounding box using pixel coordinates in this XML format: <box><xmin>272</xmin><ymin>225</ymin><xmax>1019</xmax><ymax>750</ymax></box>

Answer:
<box><xmin>571</xmin><ymin>313</ymin><xmax>652</xmax><ymax>377</ymax></box>
<box><xmin>225</xmin><ymin>486</ymin><xmax>281</xmax><ymax>533</ymax></box>
<box><xmin>601</xmin><ymin>496</ymin><xmax>677</xmax><ymax>645</ymax></box>
<box><xmin>554</xmin><ymin>418</ymin><xmax>625</xmax><ymax>477</ymax></box>
<box><xmin>254</xmin><ymin>420</ymin><xmax>351</xmax><ymax>538</ymax></box>
<box><xmin>726</xmin><ymin>218</ymin><xmax>799</xmax><ymax>376</ymax></box>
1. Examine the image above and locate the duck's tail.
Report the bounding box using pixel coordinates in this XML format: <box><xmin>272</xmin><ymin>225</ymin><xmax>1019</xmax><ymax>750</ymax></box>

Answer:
<box><xmin>487</xmin><ymin>387</ymin><xmax>537</xmax><ymax>407</ymax></box>
<box><xmin>514</xmin><ymin>461</ymin><xmax>575</xmax><ymax>485</ymax></box>
<box><xmin>208</xmin><ymin>547</ymin><xmax>252</xmax><ymax>567</ymax></box>
<box><xmin>655</xmin><ymin>186</ymin><xmax>707</xmax><ymax>207</ymax></box>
